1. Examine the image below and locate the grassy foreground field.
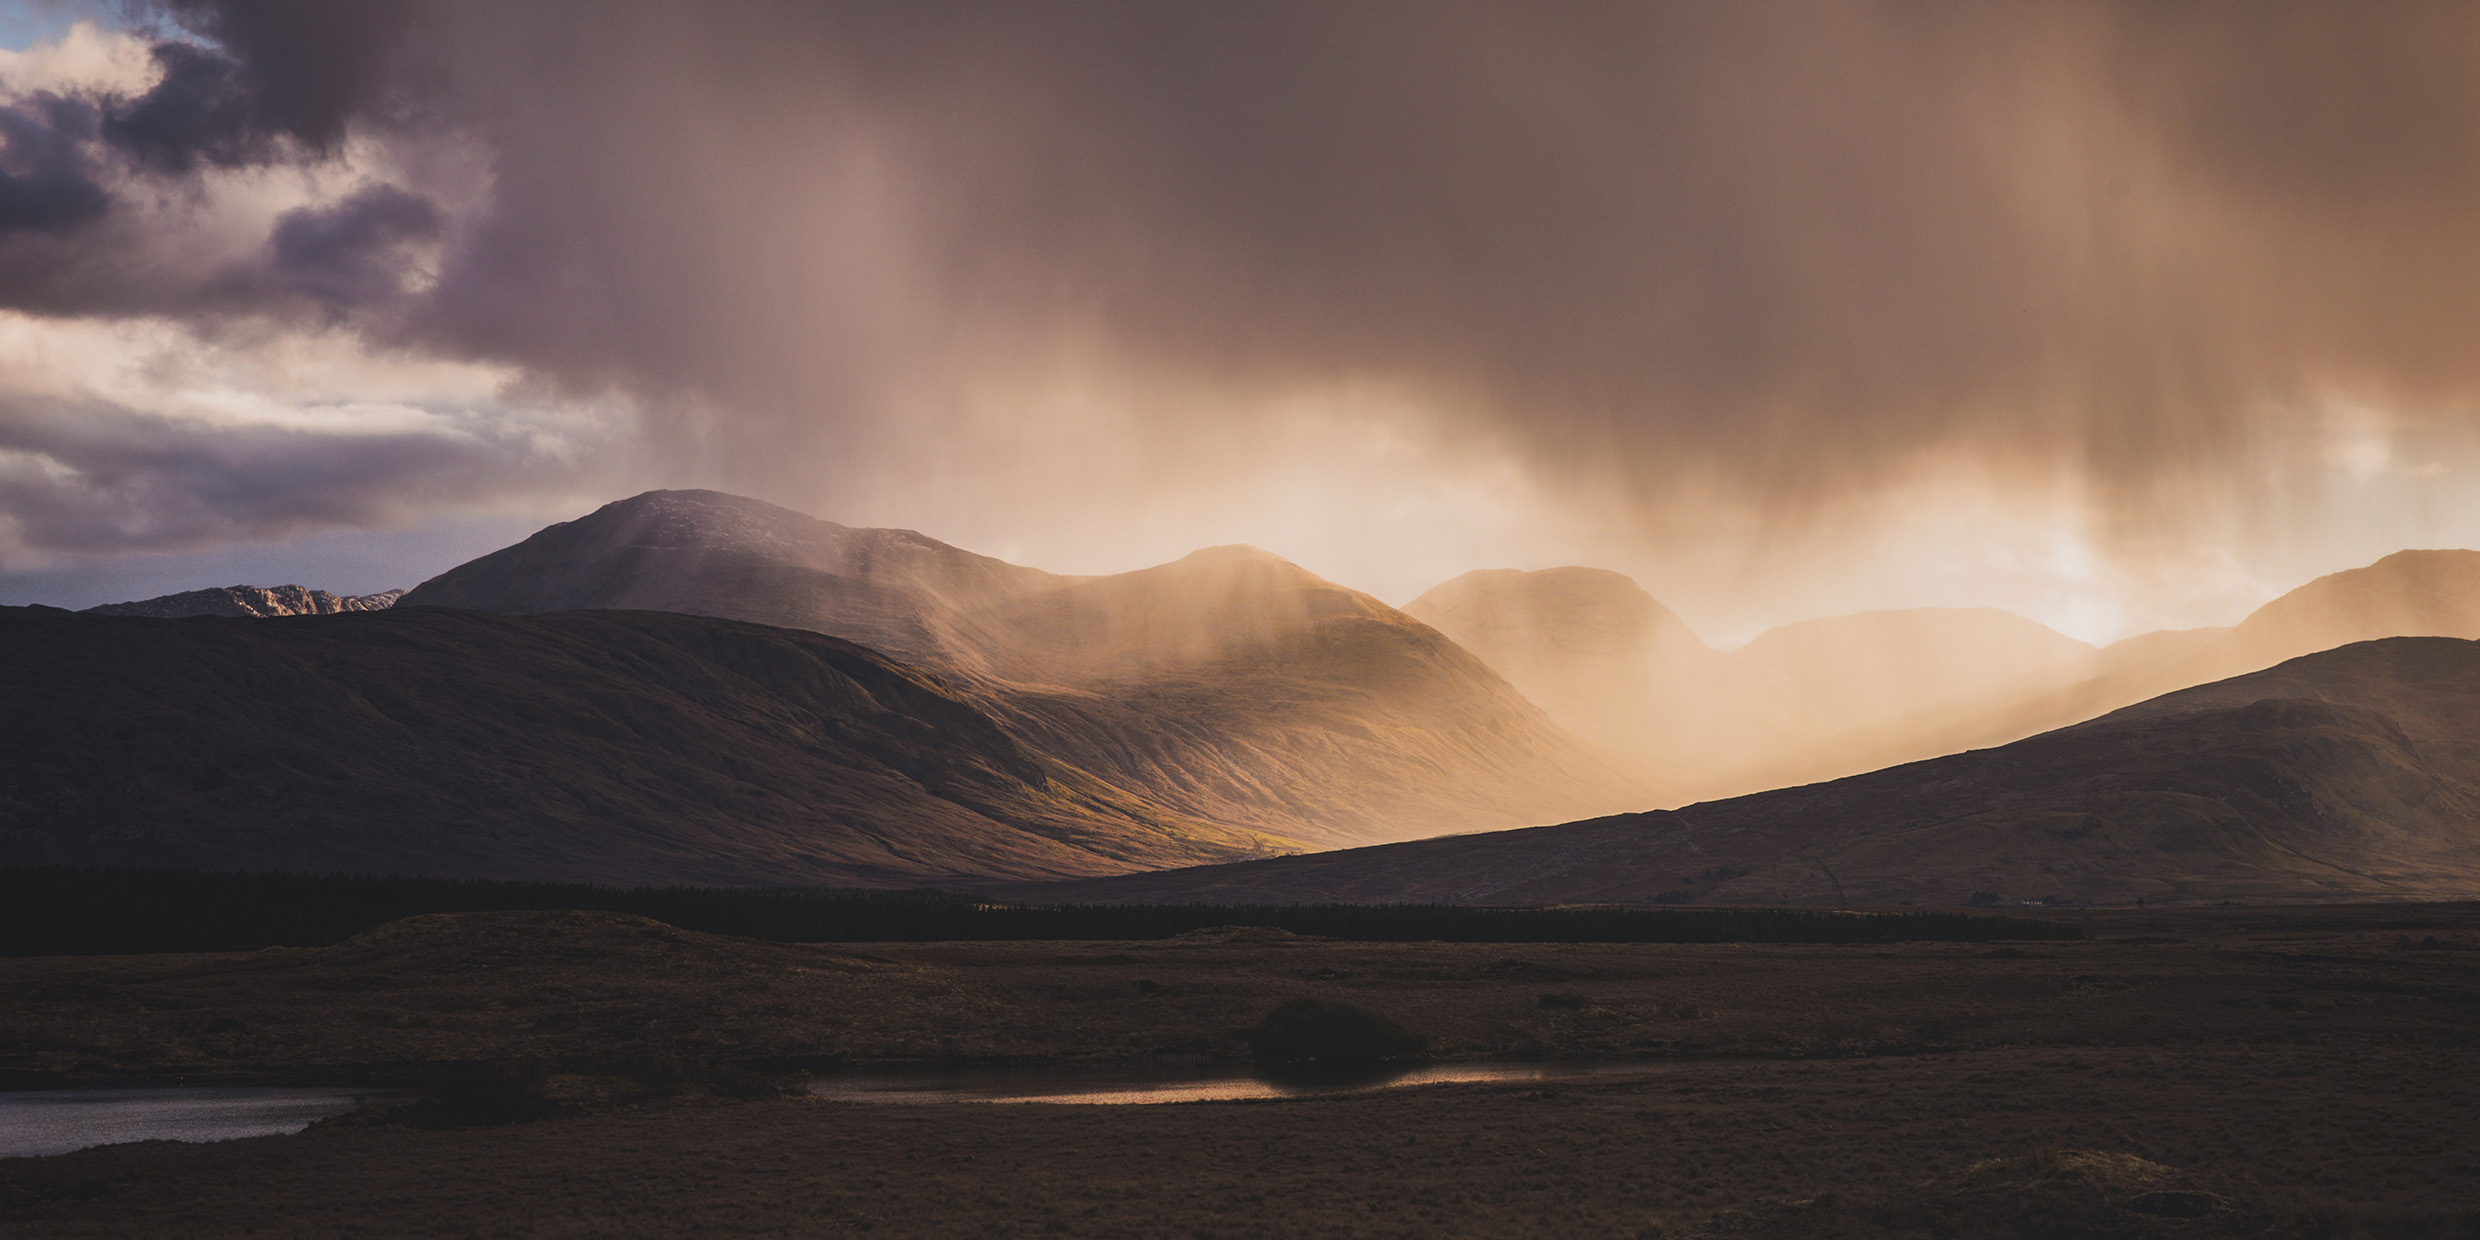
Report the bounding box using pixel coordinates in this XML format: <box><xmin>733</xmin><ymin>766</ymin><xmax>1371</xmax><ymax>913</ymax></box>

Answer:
<box><xmin>3</xmin><ymin>902</ymin><xmax>2477</xmax><ymax>1236</ymax></box>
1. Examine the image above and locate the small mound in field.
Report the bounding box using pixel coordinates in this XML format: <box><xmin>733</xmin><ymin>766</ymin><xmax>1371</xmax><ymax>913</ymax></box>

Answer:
<box><xmin>1663</xmin><ymin>1149</ymin><xmax>2302</xmax><ymax>1239</ymax></box>
<box><xmin>1939</xmin><ymin>1148</ymin><xmax>2189</xmax><ymax>1195</ymax></box>
<box><xmin>272</xmin><ymin>909</ymin><xmax>897</xmax><ymax>977</ymax></box>
<box><xmin>1169</xmin><ymin>925</ymin><xmax>1308</xmax><ymax>945</ymax></box>
<box><xmin>1481</xmin><ymin>958</ymin><xmax>1575</xmax><ymax>980</ymax></box>
<box><xmin>1246</xmin><ymin>998</ymin><xmax>1428</xmax><ymax>1067</ymax></box>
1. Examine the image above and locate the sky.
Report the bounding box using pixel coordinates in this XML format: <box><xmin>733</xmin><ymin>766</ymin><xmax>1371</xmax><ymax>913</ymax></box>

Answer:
<box><xmin>0</xmin><ymin>1</ymin><xmax>2475</xmax><ymax>644</ymax></box>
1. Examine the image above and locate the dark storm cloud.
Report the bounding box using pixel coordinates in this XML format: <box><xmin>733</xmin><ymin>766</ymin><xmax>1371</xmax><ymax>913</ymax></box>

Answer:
<box><xmin>7</xmin><ymin>0</ymin><xmax>2480</xmax><ymax>565</ymax></box>
<box><xmin>2089</xmin><ymin>1</ymin><xmax>2480</xmax><ymax>389</ymax></box>
<box><xmin>102</xmin><ymin>0</ymin><xmax>412</xmax><ymax>173</ymax></box>
<box><xmin>100</xmin><ymin>39</ymin><xmax>274</xmax><ymax>173</ymax></box>
<box><xmin>0</xmin><ymin>391</ymin><xmax>567</xmax><ymax>556</ymax></box>
<box><xmin>0</xmin><ymin>0</ymin><xmax>427</xmax><ymax>316</ymax></box>
<box><xmin>0</xmin><ymin>92</ymin><xmax>105</xmax><ymax>234</ymax></box>
<box><xmin>258</xmin><ymin>183</ymin><xmax>443</xmax><ymax>311</ymax></box>
<box><xmin>384</xmin><ymin>0</ymin><xmax>2480</xmax><ymax>515</ymax></box>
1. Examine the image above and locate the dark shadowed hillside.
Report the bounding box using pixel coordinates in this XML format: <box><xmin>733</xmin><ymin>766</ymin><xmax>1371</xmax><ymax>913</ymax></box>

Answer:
<box><xmin>0</xmin><ymin>606</ymin><xmax>1293</xmax><ymax>886</ymax></box>
<box><xmin>405</xmin><ymin>491</ymin><xmax>1660</xmax><ymax>845</ymax></box>
<box><xmin>1011</xmin><ymin>637</ymin><xmax>2480</xmax><ymax>907</ymax></box>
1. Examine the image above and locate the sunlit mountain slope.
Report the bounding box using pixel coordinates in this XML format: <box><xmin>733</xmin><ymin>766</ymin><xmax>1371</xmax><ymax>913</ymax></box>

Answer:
<box><xmin>1012</xmin><ymin>637</ymin><xmax>2480</xmax><ymax>907</ymax></box>
<box><xmin>404</xmin><ymin>491</ymin><xmax>1662</xmax><ymax>845</ymax></box>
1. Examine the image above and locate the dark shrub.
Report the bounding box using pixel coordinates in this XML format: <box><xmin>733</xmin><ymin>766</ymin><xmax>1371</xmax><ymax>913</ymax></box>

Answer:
<box><xmin>705</xmin><ymin>1064</ymin><xmax>779</xmax><ymax>1099</ymax></box>
<box><xmin>603</xmin><ymin>1044</ymin><xmax>692</xmax><ymax>1093</ymax></box>
<box><xmin>386</xmin><ymin>1060</ymin><xmax>557</xmax><ymax>1128</ymax></box>
<box><xmin>1247</xmin><ymin>998</ymin><xmax>1428</xmax><ymax>1067</ymax></box>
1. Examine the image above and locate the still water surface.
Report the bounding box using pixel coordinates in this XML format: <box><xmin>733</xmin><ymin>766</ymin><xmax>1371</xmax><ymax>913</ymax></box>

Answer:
<box><xmin>0</xmin><ymin>1063</ymin><xmax>1667</xmax><ymax>1156</ymax></box>
<box><xmin>0</xmin><ymin>1087</ymin><xmax>388</xmax><ymax>1159</ymax></box>
<box><xmin>809</xmin><ymin>1059</ymin><xmax>1667</xmax><ymax>1106</ymax></box>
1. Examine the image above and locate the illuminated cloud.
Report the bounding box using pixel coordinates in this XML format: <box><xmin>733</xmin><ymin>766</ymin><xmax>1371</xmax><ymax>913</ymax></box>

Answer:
<box><xmin>1</xmin><ymin>2</ymin><xmax>2476</xmax><ymax>637</ymax></box>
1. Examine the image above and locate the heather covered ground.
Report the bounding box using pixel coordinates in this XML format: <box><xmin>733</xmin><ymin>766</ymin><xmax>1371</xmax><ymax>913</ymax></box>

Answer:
<box><xmin>3</xmin><ymin>902</ymin><xmax>2477</xmax><ymax>1236</ymax></box>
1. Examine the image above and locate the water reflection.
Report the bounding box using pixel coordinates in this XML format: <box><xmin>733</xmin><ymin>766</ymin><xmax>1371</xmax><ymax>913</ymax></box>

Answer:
<box><xmin>0</xmin><ymin>1087</ymin><xmax>388</xmax><ymax>1159</ymax></box>
<box><xmin>808</xmin><ymin>1059</ymin><xmax>1662</xmax><ymax>1105</ymax></box>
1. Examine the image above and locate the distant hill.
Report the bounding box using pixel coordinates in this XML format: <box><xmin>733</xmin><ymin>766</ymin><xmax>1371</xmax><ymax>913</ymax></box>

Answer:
<box><xmin>401</xmin><ymin>490</ymin><xmax>1046</xmax><ymax>676</ymax></box>
<box><xmin>1009</xmin><ymin>638</ymin><xmax>2480</xmax><ymax>907</ymax></box>
<box><xmin>1402</xmin><ymin>568</ymin><xmax>1797</xmax><ymax>772</ymax></box>
<box><xmin>1757</xmin><ymin>549</ymin><xmax>2480</xmax><ymax>784</ymax></box>
<box><xmin>84</xmin><ymin>585</ymin><xmax>407</xmax><ymax>619</ymax></box>
<box><xmin>2214</xmin><ymin>550</ymin><xmax>2480</xmax><ymax>670</ymax></box>
<box><xmin>1409</xmin><ymin>550</ymin><xmax>2480</xmax><ymax>801</ymax></box>
<box><xmin>1710</xmin><ymin>622</ymin><xmax>2231</xmax><ymax>798</ymax></box>
<box><xmin>0</xmin><ymin>605</ymin><xmax>1293</xmax><ymax>887</ymax></box>
<box><xmin>404</xmin><ymin>491</ymin><xmax>1660</xmax><ymax>846</ymax></box>
<box><xmin>1407</xmin><ymin>571</ymin><xmax>2099</xmax><ymax>797</ymax></box>
<box><xmin>1732</xmin><ymin>607</ymin><xmax>2094</xmax><ymax>735</ymax></box>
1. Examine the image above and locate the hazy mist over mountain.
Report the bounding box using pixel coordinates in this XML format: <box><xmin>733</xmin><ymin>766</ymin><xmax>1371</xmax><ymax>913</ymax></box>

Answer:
<box><xmin>1410</xmin><ymin>552</ymin><xmax>2480</xmax><ymax>801</ymax></box>
<box><xmin>393</xmin><ymin>490</ymin><xmax>1661</xmax><ymax>849</ymax></box>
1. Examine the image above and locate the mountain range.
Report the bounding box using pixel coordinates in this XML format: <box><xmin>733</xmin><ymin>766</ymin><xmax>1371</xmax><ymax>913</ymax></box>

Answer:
<box><xmin>0</xmin><ymin>604</ymin><xmax>1289</xmax><ymax>886</ymax></box>
<box><xmin>396</xmin><ymin>490</ymin><xmax>1661</xmax><ymax>849</ymax></box>
<box><xmin>42</xmin><ymin>489</ymin><xmax>2480</xmax><ymax>902</ymax></box>
<box><xmin>1011</xmin><ymin>637</ymin><xmax>2480</xmax><ymax>907</ymax></box>
<box><xmin>83</xmin><ymin>585</ymin><xmax>409</xmax><ymax>619</ymax></box>
<box><xmin>1410</xmin><ymin>550</ymin><xmax>2480</xmax><ymax>801</ymax></box>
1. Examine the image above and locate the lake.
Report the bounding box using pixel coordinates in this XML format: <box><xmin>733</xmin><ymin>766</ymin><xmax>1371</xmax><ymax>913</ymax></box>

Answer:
<box><xmin>0</xmin><ymin>1061</ymin><xmax>1674</xmax><ymax>1155</ymax></box>
<box><xmin>0</xmin><ymin>1086</ymin><xmax>390</xmax><ymax>1159</ymax></box>
<box><xmin>808</xmin><ymin>1059</ymin><xmax>1671</xmax><ymax>1105</ymax></box>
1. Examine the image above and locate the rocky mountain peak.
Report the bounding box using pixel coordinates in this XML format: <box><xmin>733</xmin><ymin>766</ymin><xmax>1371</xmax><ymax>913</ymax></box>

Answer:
<box><xmin>82</xmin><ymin>585</ymin><xmax>407</xmax><ymax>619</ymax></box>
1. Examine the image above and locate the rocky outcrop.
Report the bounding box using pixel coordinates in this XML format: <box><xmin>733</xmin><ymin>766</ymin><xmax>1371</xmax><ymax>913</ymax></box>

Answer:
<box><xmin>83</xmin><ymin>585</ymin><xmax>407</xmax><ymax>619</ymax></box>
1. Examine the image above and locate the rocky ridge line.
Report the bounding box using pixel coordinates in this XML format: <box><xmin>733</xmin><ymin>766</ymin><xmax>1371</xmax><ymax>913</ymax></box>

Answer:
<box><xmin>83</xmin><ymin>585</ymin><xmax>408</xmax><ymax>619</ymax></box>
